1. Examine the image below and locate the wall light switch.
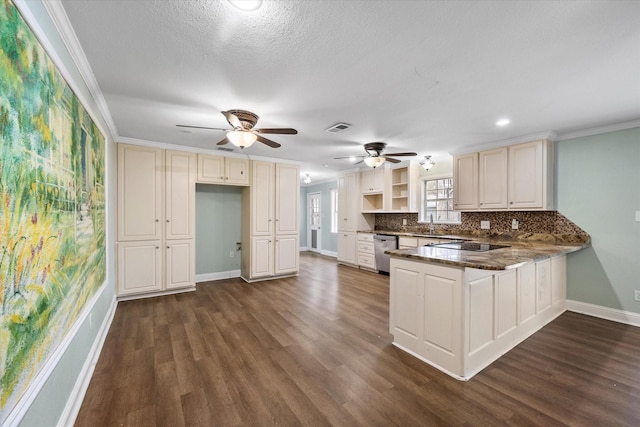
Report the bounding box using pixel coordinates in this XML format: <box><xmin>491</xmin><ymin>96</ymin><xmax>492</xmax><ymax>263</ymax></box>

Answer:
<box><xmin>512</xmin><ymin>219</ymin><xmax>519</xmax><ymax>230</ymax></box>
<box><xmin>480</xmin><ymin>221</ymin><xmax>490</xmax><ymax>230</ymax></box>
<box><xmin>402</xmin><ymin>218</ymin><xmax>407</xmax><ymax>226</ymax></box>
<box><xmin>636</xmin><ymin>211</ymin><xmax>640</xmax><ymax>222</ymax></box>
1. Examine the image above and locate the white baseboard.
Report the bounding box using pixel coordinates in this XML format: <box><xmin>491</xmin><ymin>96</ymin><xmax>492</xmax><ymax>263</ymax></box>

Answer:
<box><xmin>299</xmin><ymin>246</ymin><xmax>308</xmax><ymax>252</ymax></box>
<box><xmin>196</xmin><ymin>270</ymin><xmax>240</xmax><ymax>283</ymax></box>
<box><xmin>567</xmin><ymin>300</ymin><xmax>640</xmax><ymax>327</ymax></box>
<box><xmin>59</xmin><ymin>294</ymin><xmax>118</xmax><ymax>427</ymax></box>
<box><xmin>321</xmin><ymin>250</ymin><xmax>337</xmax><ymax>258</ymax></box>
<box><xmin>2</xmin><ymin>282</ymin><xmax>116</xmax><ymax>427</ymax></box>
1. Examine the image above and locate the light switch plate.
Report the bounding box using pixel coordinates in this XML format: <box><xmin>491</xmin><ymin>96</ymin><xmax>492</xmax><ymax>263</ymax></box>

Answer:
<box><xmin>480</xmin><ymin>221</ymin><xmax>490</xmax><ymax>230</ymax></box>
<box><xmin>636</xmin><ymin>211</ymin><xmax>640</xmax><ymax>222</ymax></box>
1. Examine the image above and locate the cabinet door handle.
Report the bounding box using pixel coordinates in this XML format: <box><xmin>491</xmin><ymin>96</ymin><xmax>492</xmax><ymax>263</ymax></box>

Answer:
<box><xmin>166</xmin><ymin>246</ymin><xmax>170</xmax><ymax>249</ymax></box>
<box><xmin>155</xmin><ymin>246</ymin><xmax>159</xmax><ymax>249</ymax></box>
<box><xmin>510</xmin><ymin>201</ymin><xmax>514</xmax><ymax>204</ymax></box>
<box><xmin>155</xmin><ymin>219</ymin><xmax>159</xmax><ymax>222</ymax></box>
<box><xmin>166</xmin><ymin>219</ymin><xmax>170</xmax><ymax>222</ymax></box>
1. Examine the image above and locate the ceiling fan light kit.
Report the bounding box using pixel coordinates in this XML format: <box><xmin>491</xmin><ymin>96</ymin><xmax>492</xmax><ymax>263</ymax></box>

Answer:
<box><xmin>227</xmin><ymin>130</ymin><xmax>257</xmax><ymax>148</ymax></box>
<box><xmin>364</xmin><ymin>156</ymin><xmax>385</xmax><ymax>168</ymax></box>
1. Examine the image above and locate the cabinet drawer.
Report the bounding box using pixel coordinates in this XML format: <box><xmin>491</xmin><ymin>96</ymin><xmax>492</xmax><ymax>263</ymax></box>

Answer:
<box><xmin>398</xmin><ymin>237</ymin><xmax>418</xmax><ymax>248</ymax></box>
<box><xmin>357</xmin><ymin>242</ymin><xmax>374</xmax><ymax>254</ymax></box>
<box><xmin>358</xmin><ymin>253</ymin><xmax>376</xmax><ymax>269</ymax></box>
<box><xmin>357</xmin><ymin>233</ymin><xmax>375</xmax><ymax>242</ymax></box>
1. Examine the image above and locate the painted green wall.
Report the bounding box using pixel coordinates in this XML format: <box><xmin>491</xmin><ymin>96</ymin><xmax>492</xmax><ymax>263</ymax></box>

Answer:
<box><xmin>300</xmin><ymin>181</ymin><xmax>338</xmax><ymax>254</ymax></box>
<box><xmin>195</xmin><ymin>184</ymin><xmax>243</xmax><ymax>274</ymax></box>
<box><xmin>13</xmin><ymin>2</ymin><xmax>117</xmax><ymax>425</ymax></box>
<box><xmin>556</xmin><ymin>127</ymin><xmax>640</xmax><ymax>313</ymax></box>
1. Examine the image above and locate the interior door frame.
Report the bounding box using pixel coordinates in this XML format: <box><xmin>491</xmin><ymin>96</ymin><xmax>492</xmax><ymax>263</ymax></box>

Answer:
<box><xmin>307</xmin><ymin>192</ymin><xmax>322</xmax><ymax>253</ymax></box>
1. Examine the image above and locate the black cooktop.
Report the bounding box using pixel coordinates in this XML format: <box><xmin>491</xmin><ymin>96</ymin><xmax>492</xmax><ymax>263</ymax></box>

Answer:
<box><xmin>431</xmin><ymin>242</ymin><xmax>510</xmax><ymax>252</ymax></box>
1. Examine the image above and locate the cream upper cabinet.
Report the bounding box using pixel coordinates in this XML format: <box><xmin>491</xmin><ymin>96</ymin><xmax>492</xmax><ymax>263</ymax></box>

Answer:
<box><xmin>453</xmin><ymin>152</ymin><xmax>478</xmax><ymax>210</ymax></box>
<box><xmin>197</xmin><ymin>154</ymin><xmax>249</xmax><ymax>186</ymax></box>
<box><xmin>275</xmin><ymin>163</ymin><xmax>300</xmax><ymax>235</ymax></box>
<box><xmin>454</xmin><ymin>139</ymin><xmax>553</xmax><ymax>211</ymax></box>
<box><xmin>508</xmin><ymin>139</ymin><xmax>552</xmax><ymax>209</ymax></box>
<box><xmin>478</xmin><ymin>147</ymin><xmax>508</xmax><ymax>210</ymax></box>
<box><xmin>117</xmin><ymin>144</ymin><xmax>163</xmax><ymax>241</ymax></box>
<box><xmin>225</xmin><ymin>157</ymin><xmax>250</xmax><ymax>185</ymax></box>
<box><xmin>251</xmin><ymin>161</ymin><xmax>275</xmax><ymax>236</ymax></box>
<box><xmin>361</xmin><ymin>168</ymin><xmax>385</xmax><ymax>194</ymax></box>
<box><xmin>338</xmin><ymin>172</ymin><xmax>358</xmax><ymax>231</ymax></box>
<box><xmin>165</xmin><ymin>150</ymin><xmax>196</xmax><ymax>239</ymax></box>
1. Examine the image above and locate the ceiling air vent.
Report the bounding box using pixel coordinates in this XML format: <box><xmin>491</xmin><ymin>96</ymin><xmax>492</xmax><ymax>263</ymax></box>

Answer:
<box><xmin>217</xmin><ymin>147</ymin><xmax>234</xmax><ymax>152</ymax></box>
<box><xmin>325</xmin><ymin>122</ymin><xmax>352</xmax><ymax>133</ymax></box>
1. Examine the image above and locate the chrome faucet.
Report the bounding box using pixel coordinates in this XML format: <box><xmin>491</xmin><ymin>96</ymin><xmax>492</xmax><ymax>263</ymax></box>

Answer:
<box><xmin>429</xmin><ymin>214</ymin><xmax>434</xmax><ymax>234</ymax></box>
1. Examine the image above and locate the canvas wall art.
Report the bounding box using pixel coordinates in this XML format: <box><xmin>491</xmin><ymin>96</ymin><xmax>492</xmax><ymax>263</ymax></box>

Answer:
<box><xmin>0</xmin><ymin>0</ymin><xmax>106</xmax><ymax>422</ymax></box>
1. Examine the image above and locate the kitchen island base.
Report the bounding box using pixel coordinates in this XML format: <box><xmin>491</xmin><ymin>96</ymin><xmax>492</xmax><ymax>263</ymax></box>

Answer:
<box><xmin>389</xmin><ymin>255</ymin><xmax>566</xmax><ymax>380</ymax></box>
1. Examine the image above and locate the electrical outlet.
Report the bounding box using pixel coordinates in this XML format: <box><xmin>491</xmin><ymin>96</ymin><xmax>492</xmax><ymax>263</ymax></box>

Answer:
<box><xmin>480</xmin><ymin>221</ymin><xmax>490</xmax><ymax>230</ymax></box>
<box><xmin>512</xmin><ymin>219</ymin><xmax>519</xmax><ymax>230</ymax></box>
<box><xmin>634</xmin><ymin>290</ymin><xmax>640</xmax><ymax>302</ymax></box>
<box><xmin>230</xmin><ymin>251</ymin><xmax>234</xmax><ymax>258</ymax></box>
<box><xmin>402</xmin><ymin>218</ymin><xmax>407</xmax><ymax>226</ymax></box>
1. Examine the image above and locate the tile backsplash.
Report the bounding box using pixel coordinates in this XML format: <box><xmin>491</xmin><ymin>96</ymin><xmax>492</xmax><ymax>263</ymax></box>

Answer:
<box><xmin>375</xmin><ymin>211</ymin><xmax>589</xmax><ymax>241</ymax></box>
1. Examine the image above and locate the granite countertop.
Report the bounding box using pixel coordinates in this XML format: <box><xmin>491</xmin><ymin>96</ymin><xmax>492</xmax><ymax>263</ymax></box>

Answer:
<box><xmin>382</xmin><ymin>231</ymin><xmax>589</xmax><ymax>270</ymax></box>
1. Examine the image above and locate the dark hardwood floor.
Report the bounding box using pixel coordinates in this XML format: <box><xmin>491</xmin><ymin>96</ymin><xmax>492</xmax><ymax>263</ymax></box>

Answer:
<box><xmin>75</xmin><ymin>252</ymin><xmax>640</xmax><ymax>426</ymax></box>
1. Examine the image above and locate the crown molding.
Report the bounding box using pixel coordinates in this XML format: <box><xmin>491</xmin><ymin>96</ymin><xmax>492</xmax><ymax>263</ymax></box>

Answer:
<box><xmin>39</xmin><ymin>0</ymin><xmax>120</xmax><ymax>141</ymax></box>
<box><xmin>117</xmin><ymin>136</ymin><xmax>301</xmax><ymax>165</ymax></box>
<box><xmin>449</xmin><ymin>131</ymin><xmax>557</xmax><ymax>156</ymax></box>
<box><xmin>555</xmin><ymin>119</ymin><xmax>640</xmax><ymax>141</ymax></box>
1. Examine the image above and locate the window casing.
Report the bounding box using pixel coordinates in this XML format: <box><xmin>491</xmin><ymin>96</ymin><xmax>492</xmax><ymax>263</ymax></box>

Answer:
<box><xmin>330</xmin><ymin>189</ymin><xmax>338</xmax><ymax>233</ymax></box>
<box><xmin>421</xmin><ymin>177</ymin><xmax>461</xmax><ymax>224</ymax></box>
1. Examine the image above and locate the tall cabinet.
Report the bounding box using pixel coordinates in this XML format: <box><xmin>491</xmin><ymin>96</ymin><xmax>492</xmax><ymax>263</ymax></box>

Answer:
<box><xmin>241</xmin><ymin>161</ymin><xmax>300</xmax><ymax>281</ymax></box>
<box><xmin>117</xmin><ymin>144</ymin><xmax>196</xmax><ymax>298</ymax></box>
<box><xmin>337</xmin><ymin>171</ymin><xmax>374</xmax><ymax>266</ymax></box>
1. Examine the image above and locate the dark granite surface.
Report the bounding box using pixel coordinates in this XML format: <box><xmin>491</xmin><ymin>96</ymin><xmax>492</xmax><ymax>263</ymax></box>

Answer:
<box><xmin>379</xmin><ymin>231</ymin><xmax>590</xmax><ymax>270</ymax></box>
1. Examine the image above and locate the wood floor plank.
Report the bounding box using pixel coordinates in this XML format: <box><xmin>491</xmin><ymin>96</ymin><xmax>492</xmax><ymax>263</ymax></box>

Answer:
<box><xmin>76</xmin><ymin>252</ymin><xmax>640</xmax><ymax>426</ymax></box>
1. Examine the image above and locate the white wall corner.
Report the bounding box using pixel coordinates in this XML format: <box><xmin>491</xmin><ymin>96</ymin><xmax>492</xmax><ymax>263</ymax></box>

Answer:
<box><xmin>566</xmin><ymin>300</ymin><xmax>640</xmax><ymax>328</ymax></box>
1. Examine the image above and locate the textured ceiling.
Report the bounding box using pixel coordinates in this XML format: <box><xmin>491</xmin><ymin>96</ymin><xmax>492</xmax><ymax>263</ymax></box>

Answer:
<box><xmin>59</xmin><ymin>0</ymin><xmax>640</xmax><ymax>182</ymax></box>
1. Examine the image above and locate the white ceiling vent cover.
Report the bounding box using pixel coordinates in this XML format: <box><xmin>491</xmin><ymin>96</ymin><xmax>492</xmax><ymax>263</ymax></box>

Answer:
<box><xmin>325</xmin><ymin>122</ymin><xmax>352</xmax><ymax>133</ymax></box>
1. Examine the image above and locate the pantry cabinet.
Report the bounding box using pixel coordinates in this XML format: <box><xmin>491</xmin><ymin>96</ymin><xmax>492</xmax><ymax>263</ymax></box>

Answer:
<box><xmin>197</xmin><ymin>153</ymin><xmax>249</xmax><ymax>186</ymax></box>
<box><xmin>337</xmin><ymin>171</ymin><xmax>374</xmax><ymax>266</ymax></box>
<box><xmin>116</xmin><ymin>144</ymin><xmax>196</xmax><ymax>297</ymax></box>
<box><xmin>241</xmin><ymin>161</ymin><xmax>299</xmax><ymax>281</ymax></box>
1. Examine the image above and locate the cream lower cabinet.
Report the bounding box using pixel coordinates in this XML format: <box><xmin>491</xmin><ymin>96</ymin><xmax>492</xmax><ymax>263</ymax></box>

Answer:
<box><xmin>249</xmin><ymin>235</ymin><xmax>299</xmax><ymax>279</ymax></box>
<box><xmin>337</xmin><ymin>232</ymin><xmax>357</xmax><ymax>265</ymax></box>
<box><xmin>356</xmin><ymin>233</ymin><xmax>376</xmax><ymax>270</ymax></box>
<box><xmin>390</xmin><ymin>254</ymin><xmax>567</xmax><ymax>380</ymax></box>
<box><xmin>117</xmin><ymin>144</ymin><xmax>196</xmax><ymax>298</ymax></box>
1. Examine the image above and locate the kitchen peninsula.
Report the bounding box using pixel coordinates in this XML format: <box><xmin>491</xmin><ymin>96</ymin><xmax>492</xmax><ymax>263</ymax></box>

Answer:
<box><xmin>387</xmin><ymin>236</ymin><xmax>588</xmax><ymax>380</ymax></box>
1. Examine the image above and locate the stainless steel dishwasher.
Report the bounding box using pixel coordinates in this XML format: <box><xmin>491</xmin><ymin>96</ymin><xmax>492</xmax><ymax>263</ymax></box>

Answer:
<box><xmin>373</xmin><ymin>234</ymin><xmax>398</xmax><ymax>275</ymax></box>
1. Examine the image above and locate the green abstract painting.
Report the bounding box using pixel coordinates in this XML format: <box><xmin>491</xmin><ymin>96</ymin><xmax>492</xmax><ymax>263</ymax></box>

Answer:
<box><xmin>0</xmin><ymin>0</ymin><xmax>106</xmax><ymax>422</ymax></box>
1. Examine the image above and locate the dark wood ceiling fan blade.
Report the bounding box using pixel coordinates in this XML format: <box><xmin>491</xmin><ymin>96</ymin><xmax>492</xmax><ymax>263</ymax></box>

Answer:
<box><xmin>256</xmin><ymin>135</ymin><xmax>281</xmax><ymax>148</ymax></box>
<box><xmin>353</xmin><ymin>160</ymin><xmax>364</xmax><ymax>165</ymax></box>
<box><xmin>334</xmin><ymin>155</ymin><xmax>366</xmax><ymax>159</ymax></box>
<box><xmin>176</xmin><ymin>124</ymin><xmax>229</xmax><ymax>131</ymax></box>
<box><xmin>385</xmin><ymin>157</ymin><xmax>401</xmax><ymax>163</ymax></box>
<box><xmin>384</xmin><ymin>152</ymin><xmax>417</xmax><ymax>157</ymax></box>
<box><xmin>254</xmin><ymin>128</ymin><xmax>298</xmax><ymax>134</ymax></box>
<box><xmin>216</xmin><ymin>137</ymin><xmax>230</xmax><ymax>145</ymax></box>
<box><xmin>222</xmin><ymin>111</ymin><xmax>243</xmax><ymax>129</ymax></box>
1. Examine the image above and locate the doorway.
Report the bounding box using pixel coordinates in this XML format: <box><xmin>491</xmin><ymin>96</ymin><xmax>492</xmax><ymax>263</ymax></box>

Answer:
<box><xmin>307</xmin><ymin>192</ymin><xmax>321</xmax><ymax>253</ymax></box>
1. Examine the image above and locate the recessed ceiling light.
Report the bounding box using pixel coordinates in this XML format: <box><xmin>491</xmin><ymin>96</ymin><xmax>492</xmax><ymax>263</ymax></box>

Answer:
<box><xmin>227</xmin><ymin>0</ymin><xmax>262</xmax><ymax>11</ymax></box>
<box><xmin>496</xmin><ymin>118</ymin><xmax>510</xmax><ymax>127</ymax></box>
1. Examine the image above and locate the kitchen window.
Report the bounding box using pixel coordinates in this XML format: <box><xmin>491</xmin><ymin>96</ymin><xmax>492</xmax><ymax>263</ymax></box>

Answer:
<box><xmin>330</xmin><ymin>189</ymin><xmax>338</xmax><ymax>233</ymax></box>
<box><xmin>420</xmin><ymin>177</ymin><xmax>461</xmax><ymax>223</ymax></box>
